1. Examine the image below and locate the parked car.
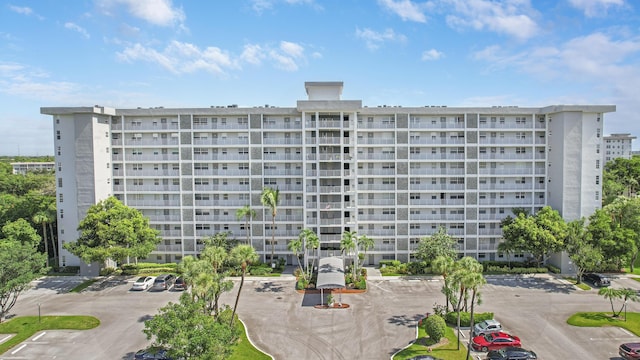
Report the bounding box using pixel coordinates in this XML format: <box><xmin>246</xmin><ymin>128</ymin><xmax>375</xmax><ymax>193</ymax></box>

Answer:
<box><xmin>486</xmin><ymin>346</ymin><xmax>537</xmax><ymax>360</ymax></box>
<box><xmin>152</xmin><ymin>274</ymin><xmax>176</xmax><ymax>291</ymax></box>
<box><xmin>174</xmin><ymin>276</ymin><xmax>186</xmax><ymax>291</ymax></box>
<box><xmin>131</xmin><ymin>276</ymin><xmax>155</xmax><ymax>291</ymax></box>
<box><xmin>472</xmin><ymin>331</ymin><xmax>521</xmax><ymax>352</ymax></box>
<box><xmin>473</xmin><ymin>319</ymin><xmax>503</xmax><ymax>336</ymax></box>
<box><xmin>134</xmin><ymin>346</ymin><xmax>172</xmax><ymax>359</ymax></box>
<box><xmin>583</xmin><ymin>273</ymin><xmax>610</xmax><ymax>287</ymax></box>
<box><xmin>619</xmin><ymin>342</ymin><xmax>640</xmax><ymax>360</ymax></box>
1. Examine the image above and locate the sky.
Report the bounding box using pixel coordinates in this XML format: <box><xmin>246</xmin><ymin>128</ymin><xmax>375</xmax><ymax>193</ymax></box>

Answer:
<box><xmin>1</xmin><ymin>0</ymin><xmax>639</xmax><ymax>155</ymax></box>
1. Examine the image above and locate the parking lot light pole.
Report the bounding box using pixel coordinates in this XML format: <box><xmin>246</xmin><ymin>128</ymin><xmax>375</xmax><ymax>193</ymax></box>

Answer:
<box><xmin>38</xmin><ymin>303</ymin><xmax>41</xmax><ymax>323</ymax></box>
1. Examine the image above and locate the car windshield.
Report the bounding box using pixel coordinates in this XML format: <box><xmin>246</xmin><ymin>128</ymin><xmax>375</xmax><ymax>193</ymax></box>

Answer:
<box><xmin>136</xmin><ymin>277</ymin><xmax>146</xmax><ymax>282</ymax></box>
<box><xmin>484</xmin><ymin>334</ymin><xmax>493</xmax><ymax>341</ymax></box>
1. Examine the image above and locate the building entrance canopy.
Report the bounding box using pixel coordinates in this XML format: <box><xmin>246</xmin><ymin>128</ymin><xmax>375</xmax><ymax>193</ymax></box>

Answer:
<box><xmin>316</xmin><ymin>256</ymin><xmax>346</xmax><ymax>289</ymax></box>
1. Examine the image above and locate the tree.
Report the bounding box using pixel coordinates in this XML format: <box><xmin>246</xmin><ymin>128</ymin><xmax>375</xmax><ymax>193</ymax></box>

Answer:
<box><xmin>565</xmin><ymin>219</ymin><xmax>603</xmax><ymax>283</ymax></box>
<box><xmin>341</xmin><ymin>230</ymin><xmax>358</xmax><ymax>281</ymax></box>
<box><xmin>300</xmin><ymin>228</ymin><xmax>319</xmax><ymax>279</ymax></box>
<box><xmin>32</xmin><ymin>211</ymin><xmax>51</xmax><ymax>267</ymax></box>
<box><xmin>64</xmin><ymin>196</ymin><xmax>160</xmax><ymax>264</ymax></box>
<box><xmin>287</xmin><ymin>237</ymin><xmax>304</xmax><ymax>278</ymax></box>
<box><xmin>260</xmin><ymin>187</ymin><xmax>280</xmax><ymax>265</ymax></box>
<box><xmin>182</xmin><ymin>247</ymin><xmax>233</xmax><ymax>317</ymax></box>
<box><xmin>603</xmin><ymin>157</ymin><xmax>640</xmax><ymax>203</ymax></box>
<box><xmin>501</xmin><ymin>206</ymin><xmax>567</xmax><ymax>266</ymax></box>
<box><xmin>465</xmin><ymin>271</ymin><xmax>486</xmax><ymax>360</ymax></box>
<box><xmin>602</xmin><ymin>196</ymin><xmax>640</xmax><ymax>271</ymax></box>
<box><xmin>0</xmin><ymin>219</ymin><xmax>48</xmax><ymax>322</ymax></box>
<box><xmin>432</xmin><ymin>255</ymin><xmax>455</xmax><ymax>312</ymax></box>
<box><xmin>229</xmin><ymin>244</ymin><xmax>258</xmax><ymax>327</ymax></box>
<box><xmin>414</xmin><ymin>226</ymin><xmax>458</xmax><ymax>263</ymax></box>
<box><xmin>450</xmin><ymin>256</ymin><xmax>484</xmax><ymax>350</ymax></box>
<box><xmin>236</xmin><ymin>205</ymin><xmax>256</xmax><ymax>246</ymax></box>
<box><xmin>357</xmin><ymin>234</ymin><xmax>374</xmax><ymax>269</ymax></box>
<box><xmin>143</xmin><ymin>294</ymin><xmax>238</xmax><ymax>360</ymax></box>
<box><xmin>587</xmin><ymin>209</ymin><xmax>635</xmax><ymax>270</ymax></box>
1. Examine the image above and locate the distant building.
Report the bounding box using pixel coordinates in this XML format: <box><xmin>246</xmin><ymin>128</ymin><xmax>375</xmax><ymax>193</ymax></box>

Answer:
<box><xmin>603</xmin><ymin>133</ymin><xmax>636</xmax><ymax>165</ymax></box>
<box><xmin>41</xmin><ymin>81</ymin><xmax>615</xmax><ymax>274</ymax></box>
<box><xmin>11</xmin><ymin>162</ymin><xmax>55</xmax><ymax>175</ymax></box>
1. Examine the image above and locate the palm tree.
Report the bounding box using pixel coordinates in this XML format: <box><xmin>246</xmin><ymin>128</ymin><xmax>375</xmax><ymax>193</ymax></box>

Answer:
<box><xmin>340</xmin><ymin>230</ymin><xmax>358</xmax><ymax>281</ymax></box>
<box><xmin>46</xmin><ymin>204</ymin><xmax>57</xmax><ymax>263</ymax></box>
<box><xmin>32</xmin><ymin>211</ymin><xmax>50</xmax><ymax>267</ymax></box>
<box><xmin>236</xmin><ymin>205</ymin><xmax>256</xmax><ymax>246</ymax></box>
<box><xmin>465</xmin><ymin>272</ymin><xmax>487</xmax><ymax>360</ymax></box>
<box><xmin>432</xmin><ymin>255</ymin><xmax>455</xmax><ymax>311</ymax></box>
<box><xmin>260</xmin><ymin>187</ymin><xmax>280</xmax><ymax>266</ymax></box>
<box><xmin>287</xmin><ymin>237</ymin><xmax>304</xmax><ymax>278</ymax></box>
<box><xmin>302</xmin><ymin>229</ymin><xmax>319</xmax><ymax>279</ymax></box>
<box><xmin>450</xmin><ymin>256</ymin><xmax>483</xmax><ymax>350</ymax></box>
<box><xmin>598</xmin><ymin>287</ymin><xmax>622</xmax><ymax>315</ymax></box>
<box><xmin>357</xmin><ymin>234</ymin><xmax>374</xmax><ymax>273</ymax></box>
<box><xmin>229</xmin><ymin>245</ymin><xmax>258</xmax><ymax>327</ymax></box>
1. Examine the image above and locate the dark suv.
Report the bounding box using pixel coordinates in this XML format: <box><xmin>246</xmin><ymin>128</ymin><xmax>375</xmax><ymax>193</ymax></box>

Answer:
<box><xmin>152</xmin><ymin>274</ymin><xmax>176</xmax><ymax>291</ymax></box>
<box><xmin>583</xmin><ymin>273</ymin><xmax>610</xmax><ymax>287</ymax></box>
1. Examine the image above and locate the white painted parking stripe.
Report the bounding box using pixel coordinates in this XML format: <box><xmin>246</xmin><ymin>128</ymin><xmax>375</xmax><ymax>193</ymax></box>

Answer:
<box><xmin>11</xmin><ymin>344</ymin><xmax>26</xmax><ymax>354</ymax></box>
<box><xmin>0</xmin><ymin>334</ymin><xmax>11</xmax><ymax>343</ymax></box>
<box><xmin>32</xmin><ymin>332</ymin><xmax>46</xmax><ymax>341</ymax></box>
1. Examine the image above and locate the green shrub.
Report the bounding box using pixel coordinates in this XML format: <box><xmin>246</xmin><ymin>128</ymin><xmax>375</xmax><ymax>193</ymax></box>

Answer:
<box><xmin>379</xmin><ymin>260</ymin><xmax>400</xmax><ymax>268</ymax></box>
<box><xmin>355</xmin><ymin>278</ymin><xmax>367</xmax><ymax>290</ymax></box>
<box><xmin>424</xmin><ymin>315</ymin><xmax>446</xmax><ymax>342</ymax></box>
<box><xmin>248</xmin><ymin>267</ymin><xmax>272</xmax><ymax>276</ymax></box>
<box><xmin>121</xmin><ymin>262</ymin><xmax>178</xmax><ymax>275</ymax></box>
<box><xmin>296</xmin><ymin>277</ymin><xmax>309</xmax><ymax>290</ymax></box>
<box><xmin>99</xmin><ymin>267</ymin><xmax>119</xmax><ymax>276</ymax></box>
<box><xmin>445</xmin><ymin>311</ymin><xmax>494</xmax><ymax>327</ymax></box>
<box><xmin>548</xmin><ymin>264</ymin><xmax>561</xmax><ymax>274</ymax></box>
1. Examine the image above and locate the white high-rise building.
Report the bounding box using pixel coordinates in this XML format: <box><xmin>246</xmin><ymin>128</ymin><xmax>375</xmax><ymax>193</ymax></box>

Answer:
<box><xmin>603</xmin><ymin>133</ymin><xmax>636</xmax><ymax>165</ymax></box>
<box><xmin>42</xmin><ymin>82</ymin><xmax>614</xmax><ymax>273</ymax></box>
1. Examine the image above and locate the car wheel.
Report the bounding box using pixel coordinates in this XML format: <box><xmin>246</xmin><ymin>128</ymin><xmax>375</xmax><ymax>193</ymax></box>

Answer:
<box><xmin>481</xmin><ymin>346</ymin><xmax>488</xmax><ymax>352</ymax></box>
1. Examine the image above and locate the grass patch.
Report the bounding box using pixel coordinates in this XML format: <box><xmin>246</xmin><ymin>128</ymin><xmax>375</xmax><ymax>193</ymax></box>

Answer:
<box><xmin>69</xmin><ymin>279</ymin><xmax>99</xmax><ymax>293</ymax></box>
<box><xmin>563</xmin><ymin>277</ymin><xmax>591</xmax><ymax>291</ymax></box>
<box><xmin>567</xmin><ymin>312</ymin><xmax>640</xmax><ymax>335</ymax></box>
<box><xmin>0</xmin><ymin>315</ymin><xmax>100</xmax><ymax>354</ymax></box>
<box><xmin>228</xmin><ymin>320</ymin><xmax>270</xmax><ymax>360</ymax></box>
<box><xmin>632</xmin><ymin>278</ymin><xmax>640</xmax><ymax>283</ymax></box>
<box><xmin>393</xmin><ymin>325</ymin><xmax>468</xmax><ymax>360</ymax></box>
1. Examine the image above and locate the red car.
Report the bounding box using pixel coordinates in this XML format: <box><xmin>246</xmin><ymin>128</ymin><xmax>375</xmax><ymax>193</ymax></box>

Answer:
<box><xmin>472</xmin><ymin>331</ymin><xmax>521</xmax><ymax>352</ymax></box>
<box><xmin>620</xmin><ymin>343</ymin><xmax>640</xmax><ymax>360</ymax></box>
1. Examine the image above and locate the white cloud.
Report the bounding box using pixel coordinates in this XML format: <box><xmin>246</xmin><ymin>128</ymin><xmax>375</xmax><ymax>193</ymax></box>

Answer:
<box><xmin>64</xmin><ymin>22</ymin><xmax>91</xmax><ymax>39</ymax></box>
<box><xmin>0</xmin><ymin>62</ymin><xmax>82</xmax><ymax>102</ymax></box>
<box><xmin>421</xmin><ymin>48</ymin><xmax>444</xmax><ymax>60</ymax></box>
<box><xmin>117</xmin><ymin>41</ymin><xmax>238</xmax><ymax>75</ymax></box>
<box><xmin>269</xmin><ymin>41</ymin><xmax>307</xmax><ymax>71</ymax></box>
<box><xmin>240</xmin><ymin>44</ymin><xmax>266</xmax><ymax>65</ymax></box>
<box><xmin>97</xmin><ymin>0</ymin><xmax>185</xmax><ymax>27</ymax></box>
<box><xmin>8</xmin><ymin>4</ymin><xmax>44</xmax><ymax>19</ymax></box>
<box><xmin>568</xmin><ymin>0</ymin><xmax>625</xmax><ymax>17</ymax></box>
<box><xmin>378</xmin><ymin>0</ymin><xmax>429</xmax><ymax>22</ymax></box>
<box><xmin>250</xmin><ymin>0</ymin><xmax>321</xmax><ymax>14</ymax></box>
<box><xmin>8</xmin><ymin>5</ymin><xmax>33</xmax><ymax>15</ymax></box>
<box><xmin>444</xmin><ymin>0</ymin><xmax>539</xmax><ymax>40</ymax></box>
<box><xmin>355</xmin><ymin>27</ymin><xmax>407</xmax><ymax>50</ymax></box>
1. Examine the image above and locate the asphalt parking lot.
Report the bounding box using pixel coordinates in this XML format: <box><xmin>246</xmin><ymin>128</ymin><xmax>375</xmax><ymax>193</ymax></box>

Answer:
<box><xmin>1</xmin><ymin>272</ymin><xmax>639</xmax><ymax>360</ymax></box>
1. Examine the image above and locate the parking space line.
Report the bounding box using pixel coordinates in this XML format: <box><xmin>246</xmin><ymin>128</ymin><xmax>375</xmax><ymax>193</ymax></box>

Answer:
<box><xmin>11</xmin><ymin>344</ymin><xmax>26</xmax><ymax>355</ymax></box>
<box><xmin>0</xmin><ymin>334</ymin><xmax>12</xmax><ymax>344</ymax></box>
<box><xmin>32</xmin><ymin>332</ymin><xmax>46</xmax><ymax>341</ymax></box>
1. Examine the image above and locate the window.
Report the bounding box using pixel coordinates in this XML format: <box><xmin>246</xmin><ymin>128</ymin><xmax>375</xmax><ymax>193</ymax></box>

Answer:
<box><xmin>56</xmin><ymin>130</ymin><xmax>61</xmax><ymax>140</ymax></box>
<box><xmin>57</xmin><ymin>146</ymin><xmax>61</xmax><ymax>156</ymax></box>
<box><xmin>132</xmin><ymin>164</ymin><xmax>143</xmax><ymax>171</ymax></box>
<box><xmin>595</xmin><ymin>175</ymin><xmax>600</xmax><ymax>185</ymax></box>
<box><xmin>133</xmin><ymin>179</ymin><xmax>144</xmax><ymax>186</ymax></box>
<box><xmin>60</xmin><ymin>209</ymin><xmax>64</xmax><ymax>219</ymax></box>
<box><xmin>58</xmin><ymin>178</ymin><xmax>63</xmax><ymax>187</ymax></box>
<box><xmin>596</xmin><ymin>160</ymin><xmax>600</xmax><ymax>169</ymax></box>
<box><xmin>59</xmin><ymin>193</ymin><xmax>63</xmax><ymax>203</ymax></box>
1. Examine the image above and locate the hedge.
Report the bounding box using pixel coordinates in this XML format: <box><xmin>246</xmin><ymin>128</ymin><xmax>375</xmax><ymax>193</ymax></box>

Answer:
<box><xmin>120</xmin><ymin>262</ymin><xmax>178</xmax><ymax>275</ymax></box>
<box><xmin>445</xmin><ymin>311</ymin><xmax>494</xmax><ymax>327</ymax></box>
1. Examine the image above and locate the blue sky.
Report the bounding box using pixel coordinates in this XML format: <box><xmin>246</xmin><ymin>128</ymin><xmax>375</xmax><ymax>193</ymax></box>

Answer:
<box><xmin>1</xmin><ymin>0</ymin><xmax>639</xmax><ymax>155</ymax></box>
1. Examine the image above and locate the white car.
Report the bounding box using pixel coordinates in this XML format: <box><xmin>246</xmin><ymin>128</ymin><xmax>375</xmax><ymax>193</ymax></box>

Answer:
<box><xmin>131</xmin><ymin>276</ymin><xmax>155</xmax><ymax>291</ymax></box>
<box><xmin>473</xmin><ymin>319</ymin><xmax>502</xmax><ymax>336</ymax></box>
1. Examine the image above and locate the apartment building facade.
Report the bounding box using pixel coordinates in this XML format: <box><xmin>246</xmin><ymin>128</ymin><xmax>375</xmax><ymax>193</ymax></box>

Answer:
<box><xmin>603</xmin><ymin>133</ymin><xmax>636</xmax><ymax>165</ymax></box>
<box><xmin>42</xmin><ymin>82</ymin><xmax>614</xmax><ymax>273</ymax></box>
